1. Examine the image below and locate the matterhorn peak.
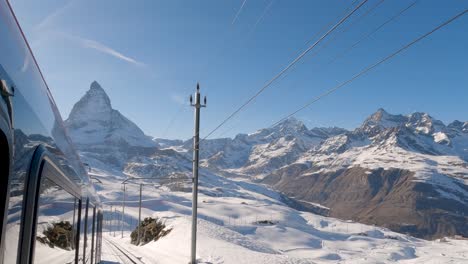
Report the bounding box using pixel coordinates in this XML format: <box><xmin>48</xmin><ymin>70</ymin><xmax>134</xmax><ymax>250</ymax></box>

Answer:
<box><xmin>67</xmin><ymin>81</ymin><xmax>112</xmax><ymax>123</ymax></box>
<box><xmin>65</xmin><ymin>81</ymin><xmax>156</xmax><ymax>147</ymax></box>
<box><xmin>90</xmin><ymin>80</ymin><xmax>106</xmax><ymax>92</ymax></box>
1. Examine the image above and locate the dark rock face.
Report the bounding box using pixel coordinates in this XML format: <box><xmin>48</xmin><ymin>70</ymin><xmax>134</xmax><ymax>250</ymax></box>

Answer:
<box><xmin>130</xmin><ymin>217</ymin><xmax>172</xmax><ymax>246</ymax></box>
<box><xmin>263</xmin><ymin>167</ymin><xmax>468</xmax><ymax>239</ymax></box>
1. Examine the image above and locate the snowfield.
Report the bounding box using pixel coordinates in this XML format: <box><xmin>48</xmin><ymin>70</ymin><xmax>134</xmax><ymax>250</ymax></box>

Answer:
<box><xmin>89</xmin><ymin>161</ymin><xmax>468</xmax><ymax>264</ymax></box>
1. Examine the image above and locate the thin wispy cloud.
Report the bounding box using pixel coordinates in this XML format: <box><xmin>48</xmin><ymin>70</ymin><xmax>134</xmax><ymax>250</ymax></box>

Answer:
<box><xmin>231</xmin><ymin>0</ymin><xmax>248</xmax><ymax>25</ymax></box>
<box><xmin>27</xmin><ymin>0</ymin><xmax>145</xmax><ymax>68</ymax></box>
<box><xmin>61</xmin><ymin>33</ymin><xmax>146</xmax><ymax>67</ymax></box>
<box><xmin>81</xmin><ymin>38</ymin><xmax>146</xmax><ymax>67</ymax></box>
<box><xmin>34</xmin><ymin>0</ymin><xmax>75</xmax><ymax>32</ymax></box>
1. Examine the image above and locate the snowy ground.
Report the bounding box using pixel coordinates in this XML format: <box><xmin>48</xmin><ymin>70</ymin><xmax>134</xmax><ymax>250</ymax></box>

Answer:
<box><xmin>89</xmin><ymin>163</ymin><xmax>468</xmax><ymax>264</ymax></box>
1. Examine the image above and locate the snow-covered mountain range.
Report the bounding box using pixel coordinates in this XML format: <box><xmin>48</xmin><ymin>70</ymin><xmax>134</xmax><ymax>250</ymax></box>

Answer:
<box><xmin>156</xmin><ymin>111</ymin><xmax>468</xmax><ymax>239</ymax></box>
<box><xmin>66</xmin><ymin>81</ymin><xmax>467</xmax><ymax>240</ymax></box>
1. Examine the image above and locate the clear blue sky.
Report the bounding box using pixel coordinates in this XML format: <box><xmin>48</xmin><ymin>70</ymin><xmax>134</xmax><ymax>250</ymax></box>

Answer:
<box><xmin>10</xmin><ymin>0</ymin><xmax>468</xmax><ymax>139</ymax></box>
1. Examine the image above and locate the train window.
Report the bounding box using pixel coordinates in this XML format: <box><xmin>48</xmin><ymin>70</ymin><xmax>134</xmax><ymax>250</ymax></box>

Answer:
<box><xmin>32</xmin><ymin>177</ymin><xmax>79</xmax><ymax>264</ymax></box>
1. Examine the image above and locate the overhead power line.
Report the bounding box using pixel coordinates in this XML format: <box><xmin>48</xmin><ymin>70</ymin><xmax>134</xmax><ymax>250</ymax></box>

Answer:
<box><xmin>161</xmin><ymin>103</ymin><xmax>187</xmax><ymax>139</ymax></box>
<box><xmin>271</xmin><ymin>9</ymin><xmax>467</xmax><ymax>128</ymax></box>
<box><xmin>202</xmin><ymin>0</ymin><xmax>369</xmax><ymax>140</ymax></box>
<box><xmin>328</xmin><ymin>0</ymin><xmax>419</xmax><ymax>65</ymax></box>
<box><xmin>250</xmin><ymin>0</ymin><xmax>275</xmax><ymax>34</ymax></box>
<box><xmin>232</xmin><ymin>0</ymin><xmax>248</xmax><ymax>25</ymax></box>
<box><xmin>291</xmin><ymin>0</ymin><xmax>386</xmax><ymax>74</ymax></box>
<box><xmin>303</xmin><ymin>0</ymin><xmax>360</xmax><ymax>48</ymax></box>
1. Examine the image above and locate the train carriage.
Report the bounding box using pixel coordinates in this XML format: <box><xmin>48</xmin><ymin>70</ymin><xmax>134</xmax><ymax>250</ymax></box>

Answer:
<box><xmin>0</xmin><ymin>1</ymin><xmax>103</xmax><ymax>263</ymax></box>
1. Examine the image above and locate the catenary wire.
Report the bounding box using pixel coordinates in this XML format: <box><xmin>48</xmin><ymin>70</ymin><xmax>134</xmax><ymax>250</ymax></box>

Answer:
<box><xmin>201</xmin><ymin>0</ymin><xmax>369</xmax><ymax>141</ymax></box>
<box><xmin>232</xmin><ymin>0</ymin><xmax>249</xmax><ymax>25</ymax></box>
<box><xmin>328</xmin><ymin>0</ymin><xmax>419</xmax><ymax>65</ymax></box>
<box><xmin>271</xmin><ymin>9</ymin><xmax>467</xmax><ymax>128</ymax></box>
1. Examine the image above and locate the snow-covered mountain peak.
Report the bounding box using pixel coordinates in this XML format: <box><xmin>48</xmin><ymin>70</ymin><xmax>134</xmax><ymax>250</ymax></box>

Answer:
<box><xmin>359</xmin><ymin>108</ymin><xmax>407</xmax><ymax>135</ymax></box>
<box><xmin>272</xmin><ymin>117</ymin><xmax>308</xmax><ymax>133</ymax></box>
<box><xmin>406</xmin><ymin>112</ymin><xmax>444</xmax><ymax>135</ymax></box>
<box><xmin>448</xmin><ymin>120</ymin><xmax>468</xmax><ymax>133</ymax></box>
<box><xmin>89</xmin><ymin>80</ymin><xmax>108</xmax><ymax>97</ymax></box>
<box><xmin>68</xmin><ymin>81</ymin><xmax>112</xmax><ymax>123</ymax></box>
<box><xmin>65</xmin><ymin>81</ymin><xmax>156</xmax><ymax>147</ymax></box>
<box><xmin>309</xmin><ymin>127</ymin><xmax>348</xmax><ymax>138</ymax></box>
<box><xmin>368</xmin><ymin>108</ymin><xmax>400</xmax><ymax>123</ymax></box>
<box><xmin>246</xmin><ymin>117</ymin><xmax>309</xmax><ymax>142</ymax></box>
<box><xmin>358</xmin><ymin>109</ymin><xmax>449</xmax><ymax>139</ymax></box>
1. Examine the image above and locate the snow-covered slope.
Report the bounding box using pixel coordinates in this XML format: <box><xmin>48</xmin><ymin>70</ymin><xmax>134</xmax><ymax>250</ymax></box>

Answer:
<box><xmin>89</xmin><ymin>160</ymin><xmax>468</xmax><ymax>264</ymax></box>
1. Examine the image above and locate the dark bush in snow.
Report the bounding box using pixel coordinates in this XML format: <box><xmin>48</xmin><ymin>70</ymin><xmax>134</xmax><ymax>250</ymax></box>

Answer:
<box><xmin>131</xmin><ymin>217</ymin><xmax>172</xmax><ymax>246</ymax></box>
<box><xmin>254</xmin><ymin>220</ymin><xmax>276</xmax><ymax>225</ymax></box>
<box><xmin>37</xmin><ymin>221</ymin><xmax>74</xmax><ymax>250</ymax></box>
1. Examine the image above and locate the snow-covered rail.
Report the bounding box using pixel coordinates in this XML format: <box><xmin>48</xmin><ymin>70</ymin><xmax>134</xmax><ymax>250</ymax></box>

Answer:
<box><xmin>104</xmin><ymin>238</ymin><xmax>145</xmax><ymax>264</ymax></box>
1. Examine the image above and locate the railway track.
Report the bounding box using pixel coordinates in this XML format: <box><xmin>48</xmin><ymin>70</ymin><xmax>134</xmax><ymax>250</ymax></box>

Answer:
<box><xmin>104</xmin><ymin>237</ymin><xmax>146</xmax><ymax>264</ymax></box>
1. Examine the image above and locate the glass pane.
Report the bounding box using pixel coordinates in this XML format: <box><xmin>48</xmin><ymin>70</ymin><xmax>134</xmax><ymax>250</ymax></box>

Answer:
<box><xmin>95</xmin><ymin>211</ymin><xmax>102</xmax><ymax>264</ymax></box>
<box><xmin>91</xmin><ymin>207</ymin><xmax>97</xmax><ymax>264</ymax></box>
<box><xmin>78</xmin><ymin>200</ymin><xmax>86</xmax><ymax>263</ymax></box>
<box><xmin>85</xmin><ymin>206</ymin><xmax>93</xmax><ymax>263</ymax></box>
<box><xmin>33</xmin><ymin>178</ymin><xmax>78</xmax><ymax>264</ymax></box>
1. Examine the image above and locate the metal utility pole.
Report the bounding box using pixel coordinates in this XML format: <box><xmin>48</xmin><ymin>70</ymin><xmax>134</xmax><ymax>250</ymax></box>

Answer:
<box><xmin>190</xmin><ymin>83</ymin><xmax>206</xmax><ymax>264</ymax></box>
<box><xmin>137</xmin><ymin>183</ymin><xmax>143</xmax><ymax>245</ymax></box>
<box><xmin>121</xmin><ymin>183</ymin><xmax>126</xmax><ymax>238</ymax></box>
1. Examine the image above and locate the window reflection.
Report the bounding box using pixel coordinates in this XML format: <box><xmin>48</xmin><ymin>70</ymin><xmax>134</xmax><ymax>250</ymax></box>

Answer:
<box><xmin>79</xmin><ymin>200</ymin><xmax>86</xmax><ymax>263</ymax></box>
<box><xmin>3</xmin><ymin>129</ymin><xmax>33</xmax><ymax>263</ymax></box>
<box><xmin>85</xmin><ymin>205</ymin><xmax>93</xmax><ymax>263</ymax></box>
<box><xmin>94</xmin><ymin>211</ymin><xmax>102</xmax><ymax>264</ymax></box>
<box><xmin>33</xmin><ymin>178</ymin><xmax>78</xmax><ymax>264</ymax></box>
